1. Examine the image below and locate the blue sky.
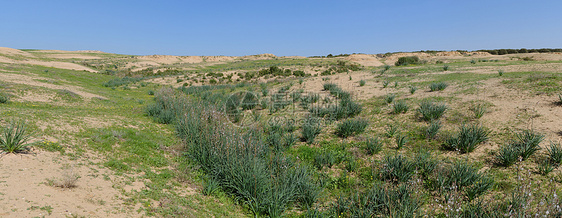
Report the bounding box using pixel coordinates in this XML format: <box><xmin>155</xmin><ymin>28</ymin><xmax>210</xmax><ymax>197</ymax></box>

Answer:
<box><xmin>2</xmin><ymin>0</ymin><xmax>561</xmax><ymax>56</ymax></box>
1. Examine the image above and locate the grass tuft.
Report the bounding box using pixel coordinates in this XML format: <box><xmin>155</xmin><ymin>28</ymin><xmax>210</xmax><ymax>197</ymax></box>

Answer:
<box><xmin>444</xmin><ymin>124</ymin><xmax>490</xmax><ymax>153</ymax></box>
<box><xmin>392</xmin><ymin>101</ymin><xmax>409</xmax><ymax>114</ymax></box>
<box><xmin>429</xmin><ymin>82</ymin><xmax>448</xmax><ymax>91</ymax></box>
<box><xmin>417</xmin><ymin>101</ymin><xmax>447</xmax><ymax>121</ymax></box>
<box><xmin>0</xmin><ymin>120</ymin><xmax>35</xmax><ymax>153</ymax></box>
<box><xmin>365</xmin><ymin>137</ymin><xmax>383</xmax><ymax>155</ymax></box>
<box><xmin>335</xmin><ymin>118</ymin><xmax>369</xmax><ymax>138</ymax></box>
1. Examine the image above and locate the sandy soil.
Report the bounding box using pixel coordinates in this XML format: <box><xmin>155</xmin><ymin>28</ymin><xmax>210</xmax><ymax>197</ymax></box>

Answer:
<box><xmin>0</xmin><ymin>73</ymin><xmax>106</xmax><ymax>100</ymax></box>
<box><xmin>0</xmin><ymin>151</ymin><xmax>135</xmax><ymax>217</ymax></box>
<box><xmin>343</xmin><ymin>54</ymin><xmax>384</xmax><ymax>67</ymax></box>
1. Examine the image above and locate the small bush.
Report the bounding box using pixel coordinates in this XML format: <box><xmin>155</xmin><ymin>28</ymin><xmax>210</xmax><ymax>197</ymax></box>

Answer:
<box><xmin>335</xmin><ymin>118</ymin><xmax>368</xmax><ymax>138</ymax></box>
<box><xmin>0</xmin><ymin>120</ymin><xmax>35</xmax><ymax>153</ymax></box>
<box><xmin>409</xmin><ymin>86</ymin><xmax>417</xmax><ymax>94</ymax></box>
<box><xmin>443</xmin><ymin>65</ymin><xmax>449</xmax><ymax>71</ymax></box>
<box><xmin>365</xmin><ymin>137</ymin><xmax>383</xmax><ymax>155</ymax></box>
<box><xmin>395</xmin><ymin>56</ymin><xmax>420</xmax><ymax>66</ymax></box>
<box><xmin>498</xmin><ymin>69</ymin><xmax>504</xmax><ymax>76</ymax></box>
<box><xmin>0</xmin><ymin>95</ymin><xmax>8</xmax><ymax>104</ymax></box>
<box><xmin>426</xmin><ymin>120</ymin><xmax>441</xmax><ymax>139</ymax></box>
<box><xmin>384</xmin><ymin>93</ymin><xmax>395</xmax><ymax>104</ymax></box>
<box><xmin>392</xmin><ymin>101</ymin><xmax>409</xmax><ymax>114</ymax></box>
<box><xmin>417</xmin><ymin>101</ymin><xmax>447</xmax><ymax>121</ymax></box>
<box><xmin>359</xmin><ymin>80</ymin><xmax>366</xmax><ymax>87</ymax></box>
<box><xmin>429</xmin><ymin>82</ymin><xmax>448</xmax><ymax>91</ymax></box>
<box><xmin>380</xmin><ymin>155</ymin><xmax>415</xmax><ymax>183</ymax></box>
<box><xmin>444</xmin><ymin>124</ymin><xmax>490</xmax><ymax>153</ymax></box>
<box><xmin>469</xmin><ymin>103</ymin><xmax>488</xmax><ymax>119</ymax></box>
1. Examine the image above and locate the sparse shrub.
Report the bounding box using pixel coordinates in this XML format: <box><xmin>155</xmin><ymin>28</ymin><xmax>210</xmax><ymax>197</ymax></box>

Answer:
<box><xmin>409</xmin><ymin>86</ymin><xmax>417</xmax><ymax>94</ymax></box>
<box><xmin>443</xmin><ymin>65</ymin><xmax>449</xmax><ymax>71</ymax></box>
<box><xmin>382</xmin><ymin>80</ymin><xmax>389</xmax><ymax>88</ymax></box>
<box><xmin>0</xmin><ymin>120</ymin><xmax>35</xmax><ymax>153</ymax></box>
<box><xmin>384</xmin><ymin>93</ymin><xmax>395</xmax><ymax>104</ymax></box>
<box><xmin>335</xmin><ymin>118</ymin><xmax>368</xmax><ymax>138</ymax></box>
<box><xmin>426</xmin><ymin>120</ymin><xmax>441</xmax><ymax>139</ymax></box>
<box><xmin>50</xmin><ymin>169</ymin><xmax>79</xmax><ymax>189</ymax></box>
<box><xmin>498</xmin><ymin>69</ymin><xmax>504</xmax><ymax>76</ymax></box>
<box><xmin>444</xmin><ymin>124</ymin><xmax>490</xmax><ymax>153</ymax></box>
<box><xmin>392</xmin><ymin>101</ymin><xmax>409</xmax><ymax>114</ymax></box>
<box><xmin>0</xmin><ymin>95</ymin><xmax>8</xmax><ymax>104</ymax></box>
<box><xmin>395</xmin><ymin>56</ymin><xmax>420</xmax><ymax>66</ymax></box>
<box><xmin>429</xmin><ymin>82</ymin><xmax>448</xmax><ymax>91</ymax></box>
<box><xmin>395</xmin><ymin>134</ymin><xmax>409</xmax><ymax>149</ymax></box>
<box><xmin>380</xmin><ymin>155</ymin><xmax>415</xmax><ymax>183</ymax></box>
<box><xmin>365</xmin><ymin>137</ymin><xmax>383</xmax><ymax>155</ymax></box>
<box><xmin>301</xmin><ymin>118</ymin><xmax>322</xmax><ymax>144</ymax></box>
<box><xmin>469</xmin><ymin>103</ymin><xmax>488</xmax><ymax>119</ymax></box>
<box><xmin>417</xmin><ymin>101</ymin><xmax>447</xmax><ymax>121</ymax></box>
<box><xmin>359</xmin><ymin>80</ymin><xmax>366</xmax><ymax>87</ymax></box>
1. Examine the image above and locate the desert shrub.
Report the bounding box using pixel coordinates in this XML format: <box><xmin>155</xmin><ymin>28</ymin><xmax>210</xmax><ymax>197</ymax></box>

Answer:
<box><xmin>409</xmin><ymin>86</ymin><xmax>417</xmax><ymax>94</ymax></box>
<box><xmin>469</xmin><ymin>103</ymin><xmax>488</xmax><ymax>119</ymax></box>
<box><xmin>384</xmin><ymin>93</ymin><xmax>395</xmax><ymax>104</ymax></box>
<box><xmin>444</xmin><ymin>124</ymin><xmax>490</xmax><ymax>153</ymax></box>
<box><xmin>498</xmin><ymin>69</ymin><xmax>504</xmax><ymax>76</ymax></box>
<box><xmin>380</xmin><ymin>155</ymin><xmax>416</xmax><ymax>183</ymax></box>
<box><xmin>426</xmin><ymin>120</ymin><xmax>441</xmax><ymax>139</ymax></box>
<box><xmin>417</xmin><ymin>101</ymin><xmax>447</xmax><ymax>121</ymax></box>
<box><xmin>335</xmin><ymin>118</ymin><xmax>368</xmax><ymax>138</ymax></box>
<box><xmin>365</xmin><ymin>137</ymin><xmax>383</xmax><ymax>155</ymax></box>
<box><xmin>0</xmin><ymin>120</ymin><xmax>35</xmax><ymax>153</ymax></box>
<box><xmin>301</xmin><ymin>117</ymin><xmax>322</xmax><ymax>144</ymax></box>
<box><xmin>0</xmin><ymin>95</ymin><xmax>8</xmax><ymax>104</ymax></box>
<box><xmin>359</xmin><ymin>80</ymin><xmax>366</xmax><ymax>87</ymax></box>
<box><xmin>395</xmin><ymin>56</ymin><xmax>421</xmax><ymax>66</ymax></box>
<box><xmin>392</xmin><ymin>101</ymin><xmax>409</xmax><ymax>114</ymax></box>
<box><xmin>429</xmin><ymin>82</ymin><xmax>448</xmax><ymax>91</ymax></box>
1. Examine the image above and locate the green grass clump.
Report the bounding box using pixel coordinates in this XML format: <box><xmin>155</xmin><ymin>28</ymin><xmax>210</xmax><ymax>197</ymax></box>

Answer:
<box><xmin>0</xmin><ymin>95</ymin><xmax>8</xmax><ymax>104</ymax></box>
<box><xmin>547</xmin><ymin>142</ymin><xmax>562</xmax><ymax>166</ymax></box>
<box><xmin>409</xmin><ymin>86</ymin><xmax>417</xmax><ymax>94</ymax></box>
<box><xmin>556</xmin><ymin>94</ymin><xmax>562</xmax><ymax>105</ymax></box>
<box><xmin>0</xmin><ymin>120</ymin><xmax>34</xmax><ymax>153</ymax></box>
<box><xmin>395</xmin><ymin>134</ymin><xmax>409</xmax><ymax>149</ymax></box>
<box><xmin>382</xmin><ymin>80</ymin><xmax>389</xmax><ymax>88</ymax></box>
<box><xmin>323</xmin><ymin>83</ymin><xmax>338</xmax><ymax>91</ymax></box>
<box><xmin>444</xmin><ymin>124</ymin><xmax>490</xmax><ymax>153</ymax></box>
<box><xmin>365</xmin><ymin>137</ymin><xmax>383</xmax><ymax>155</ymax></box>
<box><xmin>392</xmin><ymin>101</ymin><xmax>409</xmax><ymax>114</ymax></box>
<box><xmin>359</xmin><ymin>80</ymin><xmax>366</xmax><ymax>87</ymax></box>
<box><xmin>443</xmin><ymin>65</ymin><xmax>450</xmax><ymax>71</ymax></box>
<box><xmin>498</xmin><ymin>69</ymin><xmax>504</xmax><ymax>76</ymax></box>
<box><xmin>384</xmin><ymin>93</ymin><xmax>395</xmax><ymax>104</ymax></box>
<box><xmin>437</xmin><ymin>161</ymin><xmax>494</xmax><ymax>201</ymax></box>
<box><xmin>469</xmin><ymin>103</ymin><xmax>488</xmax><ymax>119</ymax></box>
<box><xmin>301</xmin><ymin>118</ymin><xmax>322</xmax><ymax>144</ymax></box>
<box><xmin>429</xmin><ymin>82</ymin><xmax>448</xmax><ymax>91</ymax></box>
<box><xmin>426</xmin><ymin>120</ymin><xmax>441</xmax><ymax>139</ymax></box>
<box><xmin>380</xmin><ymin>155</ymin><xmax>416</xmax><ymax>183</ymax></box>
<box><xmin>495</xmin><ymin>130</ymin><xmax>545</xmax><ymax>167</ymax></box>
<box><xmin>335</xmin><ymin>118</ymin><xmax>368</xmax><ymax>138</ymax></box>
<box><xmin>417</xmin><ymin>101</ymin><xmax>447</xmax><ymax>121</ymax></box>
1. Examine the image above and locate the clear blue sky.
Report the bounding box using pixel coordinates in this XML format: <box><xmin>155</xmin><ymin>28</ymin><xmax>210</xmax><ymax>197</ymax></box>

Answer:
<box><xmin>2</xmin><ymin>0</ymin><xmax>561</xmax><ymax>56</ymax></box>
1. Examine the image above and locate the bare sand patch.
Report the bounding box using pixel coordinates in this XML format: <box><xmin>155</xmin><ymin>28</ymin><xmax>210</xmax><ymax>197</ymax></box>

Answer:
<box><xmin>0</xmin><ymin>151</ymin><xmax>133</xmax><ymax>217</ymax></box>
<box><xmin>0</xmin><ymin>73</ymin><xmax>106</xmax><ymax>100</ymax></box>
<box><xmin>343</xmin><ymin>54</ymin><xmax>384</xmax><ymax>67</ymax></box>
